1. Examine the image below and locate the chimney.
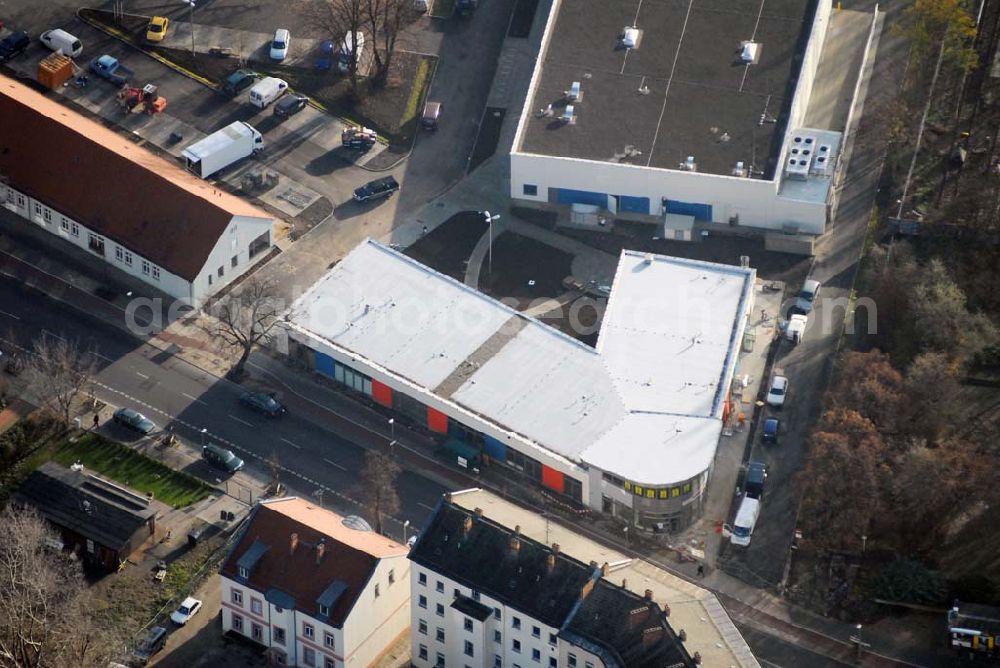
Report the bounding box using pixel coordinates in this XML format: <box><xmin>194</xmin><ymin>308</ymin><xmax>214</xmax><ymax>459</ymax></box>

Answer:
<box><xmin>601</xmin><ymin>562</ymin><xmax>609</xmax><ymax>576</ymax></box>
<box><xmin>551</xmin><ymin>543</ymin><xmax>560</xmax><ymax>556</ymax></box>
<box><xmin>509</xmin><ymin>535</ymin><xmax>521</xmax><ymax>554</ymax></box>
<box><xmin>474</xmin><ymin>507</ymin><xmax>483</xmax><ymax>519</ymax></box>
<box><xmin>463</xmin><ymin>515</ymin><xmax>473</xmax><ymax>535</ymax></box>
<box><xmin>589</xmin><ymin>560</ymin><xmax>598</xmax><ymax>570</ymax></box>
<box><xmin>622</xmin><ymin>578</ymin><xmax>628</xmax><ymax>589</ymax></box>
<box><xmin>290</xmin><ymin>532</ymin><xmax>299</xmax><ymax>554</ymax></box>
<box><xmin>644</xmin><ymin>589</ymin><xmax>653</xmax><ymax>601</ymax></box>
<box><xmin>547</xmin><ymin>552</ymin><xmax>556</xmax><ymax>572</ymax></box>
<box><xmin>678</xmin><ymin>629</ymin><xmax>687</xmax><ymax>642</ymax></box>
<box><xmin>642</xmin><ymin>626</ymin><xmax>665</xmax><ymax>649</ymax></box>
<box><xmin>693</xmin><ymin>652</ymin><xmax>702</xmax><ymax>665</ymax></box>
<box><xmin>316</xmin><ymin>539</ymin><xmax>326</xmax><ymax>565</ymax></box>
<box><xmin>662</xmin><ymin>603</ymin><xmax>671</xmax><ymax>617</ymax></box>
<box><xmin>514</xmin><ymin>525</ymin><xmax>521</xmax><ymax>537</ymax></box>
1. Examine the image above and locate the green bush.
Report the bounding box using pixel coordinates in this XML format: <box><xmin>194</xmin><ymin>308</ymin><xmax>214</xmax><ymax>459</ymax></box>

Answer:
<box><xmin>869</xmin><ymin>558</ymin><xmax>948</xmax><ymax>605</ymax></box>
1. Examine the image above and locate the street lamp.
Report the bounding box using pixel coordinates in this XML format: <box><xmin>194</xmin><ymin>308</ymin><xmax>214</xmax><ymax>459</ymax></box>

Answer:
<box><xmin>200</xmin><ymin>427</ymin><xmax>207</xmax><ymax>445</ymax></box>
<box><xmin>186</xmin><ymin>1</ymin><xmax>196</xmax><ymax>57</ymax></box>
<box><xmin>403</xmin><ymin>519</ymin><xmax>410</xmax><ymax>544</ymax></box>
<box><xmin>482</xmin><ymin>211</ymin><xmax>501</xmax><ymax>275</ymax></box>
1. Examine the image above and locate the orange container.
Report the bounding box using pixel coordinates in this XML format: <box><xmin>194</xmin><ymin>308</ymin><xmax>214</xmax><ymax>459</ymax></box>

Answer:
<box><xmin>38</xmin><ymin>53</ymin><xmax>73</xmax><ymax>91</ymax></box>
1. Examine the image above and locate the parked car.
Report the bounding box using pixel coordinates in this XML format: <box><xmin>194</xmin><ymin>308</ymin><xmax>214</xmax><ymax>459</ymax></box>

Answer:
<box><xmin>170</xmin><ymin>597</ymin><xmax>203</xmax><ymax>625</ymax></box>
<box><xmin>315</xmin><ymin>39</ymin><xmax>335</xmax><ymax>70</ymax></box>
<box><xmin>794</xmin><ymin>279</ymin><xmax>821</xmax><ymax>314</ymax></box>
<box><xmin>0</xmin><ymin>31</ymin><xmax>30</xmax><ymax>63</ymax></box>
<box><xmin>341</xmin><ymin>126</ymin><xmax>377</xmax><ymax>150</ymax></box>
<box><xmin>786</xmin><ymin>313</ymin><xmax>807</xmax><ymax>343</ymax></box>
<box><xmin>203</xmin><ymin>443</ymin><xmax>244</xmax><ymax>474</ymax></box>
<box><xmin>131</xmin><ymin>626</ymin><xmax>167</xmax><ymax>666</ymax></box>
<box><xmin>421</xmin><ymin>101</ymin><xmax>442</xmax><ymax>130</ymax></box>
<box><xmin>354</xmin><ymin>176</ymin><xmax>399</xmax><ymax>203</ymax></box>
<box><xmin>146</xmin><ymin>16</ymin><xmax>169</xmax><ymax>42</ymax></box>
<box><xmin>337</xmin><ymin>31</ymin><xmax>364</xmax><ymax>73</ymax></box>
<box><xmin>761</xmin><ymin>417</ymin><xmax>780</xmax><ymax>444</ymax></box>
<box><xmin>239</xmin><ymin>391</ymin><xmax>286</xmax><ymax>417</ymax></box>
<box><xmin>112</xmin><ymin>407</ymin><xmax>155</xmax><ymax>434</ymax></box>
<box><xmin>274</xmin><ymin>94</ymin><xmax>308</xmax><ymax>119</ymax></box>
<box><xmin>40</xmin><ymin>28</ymin><xmax>82</xmax><ymax>57</ymax></box>
<box><xmin>219</xmin><ymin>69</ymin><xmax>257</xmax><ymax>97</ymax></box>
<box><xmin>745</xmin><ymin>462</ymin><xmax>767</xmax><ymax>500</ymax></box>
<box><xmin>766</xmin><ymin>375</ymin><xmax>788</xmax><ymax>408</ymax></box>
<box><xmin>248</xmin><ymin>76</ymin><xmax>288</xmax><ymax>108</ymax></box>
<box><xmin>270</xmin><ymin>28</ymin><xmax>290</xmax><ymax>61</ymax></box>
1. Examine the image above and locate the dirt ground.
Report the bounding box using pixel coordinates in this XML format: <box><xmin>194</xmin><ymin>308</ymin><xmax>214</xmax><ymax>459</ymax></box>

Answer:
<box><xmin>404</xmin><ymin>210</ymin><xmax>489</xmax><ymax>280</ymax></box>
<box><xmin>479</xmin><ymin>233</ymin><xmax>573</xmax><ymax>305</ymax></box>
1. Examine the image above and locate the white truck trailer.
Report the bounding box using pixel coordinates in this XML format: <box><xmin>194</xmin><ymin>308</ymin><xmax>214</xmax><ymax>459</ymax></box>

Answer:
<box><xmin>182</xmin><ymin>122</ymin><xmax>263</xmax><ymax>179</ymax></box>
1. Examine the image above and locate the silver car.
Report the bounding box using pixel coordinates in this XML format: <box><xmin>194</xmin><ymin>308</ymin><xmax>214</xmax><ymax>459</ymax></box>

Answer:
<box><xmin>794</xmin><ymin>279</ymin><xmax>821</xmax><ymax>314</ymax></box>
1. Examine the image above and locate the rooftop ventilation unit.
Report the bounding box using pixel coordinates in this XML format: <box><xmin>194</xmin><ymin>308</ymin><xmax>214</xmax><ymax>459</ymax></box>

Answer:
<box><xmin>733</xmin><ymin>161</ymin><xmax>747</xmax><ymax>177</ymax></box>
<box><xmin>740</xmin><ymin>41</ymin><xmax>760</xmax><ymax>64</ymax></box>
<box><xmin>785</xmin><ymin>155</ymin><xmax>810</xmax><ymax>180</ymax></box>
<box><xmin>680</xmin><ymin>156</ymin><xmax>697</xmax><ymax>172</ymax></box>
<box><xmin>644</xmin><ymin>253</ymin><xmax>654</xmax><ymax>265</ymax></box>
<box><xmin>561</xmin><ymin>105</ymin><xmax>576</xmax><ymax>124</ymax></box>
<box><xmin>564</xmin><ymin>81</ymin><xmax>581</xmax><ymax>102</ymax></box>
<box><xmin>810</xmin><ymin>144</ymin><xmax>834</xmax><ymax>174</ymax></box>
<box><xmin>622</xmin><ymin>27</ymin><xmax>640</xmax><ymax>48</ymax></box>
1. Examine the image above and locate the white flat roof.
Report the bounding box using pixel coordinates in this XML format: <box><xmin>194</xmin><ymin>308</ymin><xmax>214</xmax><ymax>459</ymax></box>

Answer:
<box><xmin>285</xmin><ymin>240</ymin><xmax>754</xmax><ymax>486</ymax></box>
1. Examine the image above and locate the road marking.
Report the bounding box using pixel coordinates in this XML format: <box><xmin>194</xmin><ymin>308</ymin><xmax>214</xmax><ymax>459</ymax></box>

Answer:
<box><xmin>228</xmin><ymin>414</ymin><xmax>254</xmax><ymax>427</ymax></box>
<box><xmin>281</xmin><ymin>437</ymin><xmax>302</xmax><ymax>450</ymax></box>
<box><xmin>323</xmin><ymin>458</ymin><xmax>347</xmax><ymax>471</ymax></box>
<box><xmin>182</xmin><ymin>392</ymin><xmax>208</xmax><ymax>405</ymax></box>
<box><xmin>0</xmin><ymin>310</ymin><xmax>20</xmax><ymax>320</ymax></box>
<box><xmin>136</xmin><ymin>371</ymin><xmax>149</xmax><ymax>379</ymax></box>
<box><xmin>418</xmin><ymin>502</ymin><xmax>435</xmax><ymax>512</ymax></box>
<box><xmin>42</xmin><ymin>329</ymin><xmax>66</xmax><ymax>341</ymax></box>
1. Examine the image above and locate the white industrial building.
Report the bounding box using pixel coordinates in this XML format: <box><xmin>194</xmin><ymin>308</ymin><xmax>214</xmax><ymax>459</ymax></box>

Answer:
<box><xmin>0</xmin><ymin>75</ymin><xmax>274</xmax><ymax>306</ymax></box>
<box><xmin>510</xmin><ymin>0</ymin><xmax>850</xmax><ymax>241</ymax></box>
<box><xmin>282</xmin><ymin>240</ymin><xmax>755</xmax><ymax>530</ymax></box>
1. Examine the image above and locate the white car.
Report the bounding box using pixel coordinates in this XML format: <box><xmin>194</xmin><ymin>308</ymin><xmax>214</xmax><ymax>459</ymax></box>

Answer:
<box><xmin>766</xmin><ymin>375</ymin><xmax>788</xmax><ymax>408</ymax></box>
<box><xmin>786</xmin><ymin>313</ymin><xmax>807</xmax><ymax>343</ymax></box>
<box><xmin>170</xmin><ymin>597</ymin><xmax>203</xmax><ymax>625</ymax></box>
<box><xmin>270</xmin><ymin>28</ymin><xmax>290</xmax><ymax>61</ymax></box>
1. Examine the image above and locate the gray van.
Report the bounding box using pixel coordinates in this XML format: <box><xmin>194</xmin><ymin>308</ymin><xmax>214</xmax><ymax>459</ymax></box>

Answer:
<box><xmin>131</xmin><ymin>626</ymin><xmax>167</xmax><ymax>666</ymax></box>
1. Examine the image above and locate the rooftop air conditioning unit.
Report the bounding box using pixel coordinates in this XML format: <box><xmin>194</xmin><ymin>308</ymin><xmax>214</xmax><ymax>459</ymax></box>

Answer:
<box><xmin>740</xmin><ymin>41</ymin><xmax>759</xmax><ymax>64</ymax></box>
<box><xmin>565</xmin><ymin>81</ymin><xmax>581</xmax><ymax>102</ymax></box>
<box><xmin>622</xmin><ymin>27</ymin><xmax>639</xmax><ymax>48</ymax></box>
<box><xmin>785</xmin><ymin>156</ymin><xmax>810</xmax><ymax>180</ymax></box>
<box><xmin>811</xmin><ymin>144</ymin><xmax>834</xmax><ymax>174</ymax></box>
<box><xmin>733</xmin><ymin>161</ymin><xmax>747</xmax><ymax>177</ymax></box>
<box><xmin>562</xmin><ymin>105</ymin><xmax>576</xmax><ymax>124</ymax></box>
<box><xmin>681</xmin><ymin>156</ymin><xmax>696</xmax><ymax>171</ymax></box>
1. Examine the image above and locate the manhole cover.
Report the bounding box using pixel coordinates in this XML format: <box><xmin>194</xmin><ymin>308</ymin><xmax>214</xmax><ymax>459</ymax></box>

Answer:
<box><xmin>278</xmin><ymin>189</ymin><xmax>313</xmax><ymax>209</ymax></box>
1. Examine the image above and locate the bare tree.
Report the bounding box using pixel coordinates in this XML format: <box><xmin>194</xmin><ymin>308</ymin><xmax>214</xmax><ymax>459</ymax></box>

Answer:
<box><xmin>360</xmin><ymin>450</ymin><xmax>401</xmax><ymax>535</ymax></box>
<box><xmin>211</xmin><ymin>275</ymin><xmax>283</xmax><ymax>380</ymax></box>
<box><xmin>364</xmin><ymin>0</ymin><xmax>410</xmax><ymax>86</ymax></box>
<box><xmin>23</xmin><ymin>336</ymin><xmax>97</xmax><ymax>429</ymax></box>
<box><xmin>303</xmin><ymin>0</ymin><xmax>367</xmax><ymax>93</ymax></box>
<box><xmin>0</xmin><ymin>506</ymin><xmax>124</xmax><ymax>666</ymax></box>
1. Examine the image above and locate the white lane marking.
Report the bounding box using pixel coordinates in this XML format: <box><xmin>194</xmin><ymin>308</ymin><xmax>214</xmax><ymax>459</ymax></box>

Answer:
<box><xmin>228</xmin><ymin>414</ymin><xmax>254</xmax><ymax>427</ymax></box>
<box><xmin>0</xmin><ymin>310</ymin><xmax>20</xmax><ymax>320</ymax></box>
<box><xmin>323</xmin><ymin>458</ymin><xmax>347</xmax><ymax>471</ymax></box>
<box><xmin>182</xmin><ymin>392</ymin><xmax>208</xmax><ymax>405</ymax></box>
<box><xmin>42</xmin><ymin>329</ymin><xmax>66</xmax><ymax>341</ymax></box>
<box><xmin>281</xmin><ymin>437</ymin><xmax>302</xmax><ymax>450</ymax></box>
<box><xmin>418</xmin><ymin>502</ymin><xmax>435</xmax><ymax>511</ymax></box>
<box><xmin>136</xmin><ymin>371</ymin><xmax>149</xmax><ymax>379</ymax></box>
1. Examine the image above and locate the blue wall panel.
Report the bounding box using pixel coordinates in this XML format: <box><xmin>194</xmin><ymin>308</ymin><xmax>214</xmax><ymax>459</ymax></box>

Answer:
<box><xmin>484</xmin><ymin>435</ymin><xmax>506</xmax><ymax>461</ymax></box>
<box><xmin>665</xmin><ymin>200</ymin><xmax>713</xmax><ymax>220</ymax></box>
<box><xmin>557</xmin><ymin>188</ymin><xmax>608</xmax><ymax>207</ymax></box>
<box><xmin>619</xmin><ymin>196</ymin><xmax>651</xmax><ymax>214</ymax></box>
<box><xmin>315</xmin><ymin>351</ymin><xmax>335</xmax><ymax>377</ymax></box>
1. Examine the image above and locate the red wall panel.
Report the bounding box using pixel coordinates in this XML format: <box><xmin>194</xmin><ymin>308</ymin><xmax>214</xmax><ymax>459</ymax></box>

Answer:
<box><xmin>371</xmin><ymin>379</ymin><xmax>393</xmax><ymax>407</ymax></box>
<box><xmin>541</xmin><ymin>465</ymin><xmax>565</xmax><ymax>494</ymax></box>
<box><xmin>427</xmin><ymin>407</ymin><xmax>449</xmax><ymax>433</ymax></box>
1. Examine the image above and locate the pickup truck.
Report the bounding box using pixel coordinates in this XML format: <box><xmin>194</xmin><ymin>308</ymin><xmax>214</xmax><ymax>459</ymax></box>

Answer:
<box><xmin>90</xmin><ymin>55</ymin><xmax>134</xmax><ymax>86</ymax></box>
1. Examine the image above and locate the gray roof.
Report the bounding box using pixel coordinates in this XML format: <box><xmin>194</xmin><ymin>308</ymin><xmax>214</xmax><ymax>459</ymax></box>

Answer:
<box><xmin>516</xmin><ymin>0</ymin><xmax>818</xmax><ymax>178</ymax></box>
<box><xmin>13</xmin><ymin>462</ymin><xmax>164</xmax><ymax>551</ymax></box>
<box><xmin>236</xmin><ymin>539</ymin><xmax>270</xmax><ymax>572</ymax></box>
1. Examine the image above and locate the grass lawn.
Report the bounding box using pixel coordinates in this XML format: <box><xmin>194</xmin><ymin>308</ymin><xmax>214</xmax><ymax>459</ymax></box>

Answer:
<box><xmin>53</xmin><ymin>433</ymin><xmax>211</xmax><ymax>508</ymax></box>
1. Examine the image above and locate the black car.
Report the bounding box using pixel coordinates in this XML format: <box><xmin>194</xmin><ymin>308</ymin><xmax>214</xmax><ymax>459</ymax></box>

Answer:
<box><xmin>202</xmin><ymin>443</ymin><xmax>244</xmax><ymax>474</ymax></box>
<box><xmin>0</xmin><ymin>31</ymin><xmax>30</xmax><ymax>63</ymax></box>
<box><xmin>131</xmin><ymin>626</ymin><xmax>167</xmax><ymax>666</ymax></box>
<box><xmin>354</xmin><ymin>176</ymin><xmax>400</xmax><ymax>203</ymax></box>
<box><xmin>239</xmin><ymin>391</ymin><xmax>285</xmax><ymax>417</ymax></box>
<box><xmin>274</xmin><ymin>94</ymin><xmax>309</xmax><ymax>119</ymax></box>
<box><xmin>218</xmin><ymin>69</ymin><xmax>257</xmax><ymax>97</ymax></box>
<box><xmin>745</xmin><ymin>462</ymin><xmax>767</xmax><ymax>501</ymax></box>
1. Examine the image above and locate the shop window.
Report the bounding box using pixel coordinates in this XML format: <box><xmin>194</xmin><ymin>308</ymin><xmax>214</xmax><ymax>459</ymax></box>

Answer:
<box><xmin>523</xmin><ymin>184</ymin><xmax>538</xmax><ymax>196</ymax></box>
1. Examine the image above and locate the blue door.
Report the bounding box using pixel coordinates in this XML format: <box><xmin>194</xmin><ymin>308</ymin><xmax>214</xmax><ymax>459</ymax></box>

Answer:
<box><xmin>484</xmin><ymin>435</ymin><xmax>506</xmax><ymax>461</ymax></box>
<box><xmin>664</xmin><ymin>199</ymin><xmax>713</xmax><ymax>220</ymax></box>
<box><xmin>619</xmin><ymin>196</ymin><xmax>651</xmax><ymax>214</ymax></box>
<box><xmin>315</xmin><ymin>351</ymin><xmax>335</xmax><ymax>377</ymax></box>
<box><xmin>556</xmin><ymin>188</ymin><xmax>608</xmax><ymax>207</ymax></box>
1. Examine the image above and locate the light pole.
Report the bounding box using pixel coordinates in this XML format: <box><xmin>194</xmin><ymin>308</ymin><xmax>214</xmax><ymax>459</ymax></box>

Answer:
<box><xmin>187</xmin><ymin>1</ymin><xmax>196</xmax><ymax>57</ymax></box>
<box><xmin>403</xmin><ymin>519</ymin><xmax>410</xmax><ymax>544</ymax></box>
<box><xmin>482</xmin><ymin>211</ymin><xmax>500</xmax><ymax>275</ymax></box>
<box><xmin>200</xmin><ymin>427</ymin><xmax>207</xmax><ymax>445</ymax></box>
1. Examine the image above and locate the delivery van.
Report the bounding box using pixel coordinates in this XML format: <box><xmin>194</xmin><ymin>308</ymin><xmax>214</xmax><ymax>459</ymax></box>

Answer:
<box><xmin>337</xmin><ymin>31</ymin><xmax>364</xmax><ymax>73</ymax></box>
<box><xmin>730</xmin><ymin>495</ymin><xmax>760</xmax><ymax>547</ymax></box>
<box><xmin>40</xmin><ymin>29</ymin><xmax>82</xmax><ymax>58</ymax></box>
<box><xmin>248</xmin><ymin>77</ymin><xmax>288</xmax><ymax>109</ymax></box>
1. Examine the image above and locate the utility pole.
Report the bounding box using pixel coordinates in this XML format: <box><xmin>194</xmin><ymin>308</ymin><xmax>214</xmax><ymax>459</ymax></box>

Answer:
<box><xmin>483</xmin><ymin>211</ymin><xmax>501</xmax><ymax>275</ymax></box>
<box><xmin>187</xmin><ymin>1</ymin><xmax>196</xmax><ymax>57</ymax></box>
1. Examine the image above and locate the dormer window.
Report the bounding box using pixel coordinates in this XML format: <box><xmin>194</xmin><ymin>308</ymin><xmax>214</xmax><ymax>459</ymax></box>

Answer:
<box><xmin>238</xmin><ymin>566</ymin><xmax>249</xmax><ymax>579</ymax></box>
<box><xmin>319</xmin><ymin>604</ymin><xmax>330</xmax><ymax>617</ymax></box>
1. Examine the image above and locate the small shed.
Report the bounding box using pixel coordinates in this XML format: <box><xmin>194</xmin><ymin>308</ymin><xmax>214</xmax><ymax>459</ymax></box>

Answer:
<box><xmin>661</xmin><ymin>213</ymin><xmax>695</xmax><ymax>241</ymax></box>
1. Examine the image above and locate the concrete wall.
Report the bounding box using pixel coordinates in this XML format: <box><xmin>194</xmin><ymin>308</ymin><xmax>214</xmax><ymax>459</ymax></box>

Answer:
<box><xmin>191</xmin><ymin>214</ymin><xmax>274</xmax><ymax>305</ymax></box>
<box><xmin>342</xmin><ymin>556</ymin><xmax>410</xmax><ymax>668</ymax></box>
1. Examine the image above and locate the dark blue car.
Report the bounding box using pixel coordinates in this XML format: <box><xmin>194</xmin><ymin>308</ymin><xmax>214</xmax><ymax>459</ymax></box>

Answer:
<box><xmin>761</xmin><ymin>417</ymin><xmax>780</xmax><ymax>444</ymax></box>
<box><xmin>315</xmin><ymin>40</ymin><xmax>335</xmax><ymax>70</ymax></box>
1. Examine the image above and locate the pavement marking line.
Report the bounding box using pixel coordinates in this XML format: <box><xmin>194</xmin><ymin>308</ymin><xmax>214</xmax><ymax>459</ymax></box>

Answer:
<box><xmin>136</xmin><ymin>371</ymin><xmax>149</xmax><ymax>379</ymax></box>
<box><xmin>228</xmin><ymin>414</ymin><xmax>254</xmax><ymax>427</ymax></box>
<box><xmin>418</xmin><ymin>502</ymin><xmax>435</xmax><ymax>511</ymax></box>
<box><xmin>42</xmin><ymin>328</ymin><xmax>66</xmax><ymax>341</ymax></box>
<box><xmin>281</xmin><ymin>437</ymin><xmax>302</xmax><ymax>450</ymax></box>
<box><xmin>323</xmin><ymin>458</ymin><xmax>347</xmax><ymax>471</ymax></box>
<box><xmin>182</xmin><ymin>392</ymin><xmax>208</xmax><ymax>405</ymax></box>
<box><xmin>0</xmin><ymin>310</ymin><xmax>20</xmax><ymax>320</ymax></box>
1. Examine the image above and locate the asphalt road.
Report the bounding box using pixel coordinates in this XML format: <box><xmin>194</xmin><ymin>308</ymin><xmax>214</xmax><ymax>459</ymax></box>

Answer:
<box><xmin>0</xmin><ymin>276</ymin><xmax>449</xmax><ymax>534</ymax></box>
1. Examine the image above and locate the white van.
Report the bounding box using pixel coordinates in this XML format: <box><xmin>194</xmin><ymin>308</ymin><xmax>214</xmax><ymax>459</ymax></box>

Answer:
<box><xmin>248</xmin><ymin>77</ymin><xmax>288</xmax><ymax>109</ymax></box>
<box><xmin>338</xmin><ymin>31</ymin><xmax>365</xmax><ymax>73</ymax></box>
<box><xmin>729</xmin><ymin>495</ymin><xmax>760</xmax><ymax>547</ymax></box>
<box><xmin>40</xmin><ymin>29</ymin><xmax>82</xmax><ymax>58</ymax></box>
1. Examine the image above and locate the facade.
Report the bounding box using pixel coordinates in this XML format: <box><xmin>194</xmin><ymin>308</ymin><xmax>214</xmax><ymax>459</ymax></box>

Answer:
<box><xmin>282</xmin><ymin>240</ymin><xmax>754</xmax><ymax>530</ymax></box>
<box><xmin>219</xmin><ymin>498</ymin><xmax>410</xmax><ymax>668</ymax></box>
<box><xmin>510</xmin><ymin>0</ymin><xmax>846</xmax><ymax>238</ymax></box>
<box><xmin>408</xmin><ymin>494</ymin><xmax>696</xmax><ymax>668</ymax></box>
<box><xmin>0</xmin><ymin>75</ymin><xmax>274</xmax><ymax>306</ymax></box>
<box><xmin>13</xmin><ymin>462</ymin><xmax>168</xmax><ymax>571</ymax></box>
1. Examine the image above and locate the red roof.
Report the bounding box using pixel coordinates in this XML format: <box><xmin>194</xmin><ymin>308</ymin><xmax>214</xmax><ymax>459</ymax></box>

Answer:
<box><xmin>220</xmin><ymin>498</ymin><xmax>407</xmax><ymax>626</ymax></box>
<box><xmin>0</xmin><ymin>76</ymin><xmax>270</xmax><ymax>281</ymax></box>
